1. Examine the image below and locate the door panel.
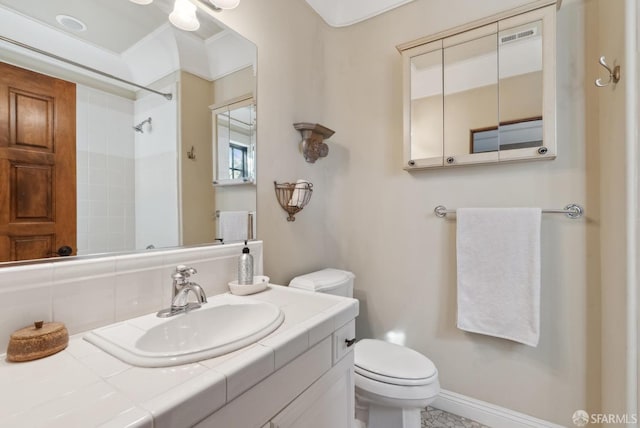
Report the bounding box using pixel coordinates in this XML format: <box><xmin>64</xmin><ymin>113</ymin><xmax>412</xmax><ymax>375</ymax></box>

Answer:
<box><xmin>0</xmin><ymin>62</ymin><xmax>76</xmax><ymax>262</ymax></box>
<box><xmin>12</xmin><ymin>163</ymin><xmax>53</xmax><ymax>221</ymax></box>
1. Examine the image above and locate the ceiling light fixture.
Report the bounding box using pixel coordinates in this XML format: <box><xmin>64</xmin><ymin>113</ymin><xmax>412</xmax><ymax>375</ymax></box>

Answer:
<box><xmin>130</xmin><ymin>0</ymin><xmax>240</xmax><ymax>32</ymax></box>
<box><xmin>169</xmin><ymin>0</ymin><xmax>200</xmax><ymax>32</ymax></box>
<box><xmin>209</xmin><ymin>0</ymin><xmax>240</xmax><ymax>9</ymax></box>
<box><xmin>55</xmin><ymin>14</ymin><xmax>87</xmax><ymax>32</ymax></box>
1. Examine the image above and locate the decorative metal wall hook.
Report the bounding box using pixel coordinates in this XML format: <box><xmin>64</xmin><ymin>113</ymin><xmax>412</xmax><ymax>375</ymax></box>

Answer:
<box><xmin>595</xmin><ymin>56</ymin><xmax>620</xmax><ymax>87</ymax></box>
<box><xmin>186</xmin><ymin>146</ymin><xmax>196</xmax><ymax>160</ymax></box>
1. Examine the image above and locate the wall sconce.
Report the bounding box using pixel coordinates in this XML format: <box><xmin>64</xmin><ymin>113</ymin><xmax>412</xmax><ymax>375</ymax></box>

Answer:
<box><xmin>293</xmin><ymin>122</ymin><xmax>335</xmax><ymax>163</ymax></box>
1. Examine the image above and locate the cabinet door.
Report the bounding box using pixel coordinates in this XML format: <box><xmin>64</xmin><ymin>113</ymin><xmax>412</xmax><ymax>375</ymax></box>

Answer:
<box><xmin>399</xmin><ymin>3</ymin><xmax>556</xmax><ymax>170</ymax></box>
<box><xmin>497</xmin><ymin>5</ymin><xmax>556</xmax><ymax>162</ymax></box>
<box><xmin>270</xmin><ymin>352</ymin><xmax>354</xmax><ymax>428</ymax></box>
<box><xmin>443</xmin><ymin>23</ymin><xmax>499</xmax><ymax>166</ymax></box>
<box><xmin>403</xmin><ymin>40</ymin><xmax>444</xmax><ymax>169</ymax></box>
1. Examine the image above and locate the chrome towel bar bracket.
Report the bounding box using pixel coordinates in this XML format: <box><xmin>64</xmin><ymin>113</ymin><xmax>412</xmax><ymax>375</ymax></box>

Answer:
<box><xmin>434</xmin><ymin>204</ymin><xmax>584</xmax><ymax>219</ymax></box>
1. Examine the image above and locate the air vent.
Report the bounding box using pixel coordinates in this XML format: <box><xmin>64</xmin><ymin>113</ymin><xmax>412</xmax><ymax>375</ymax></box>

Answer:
<box><xmin>500</xmin><ymin>27</ymin><xmax>537</xmax><ymax>45</ymax></box>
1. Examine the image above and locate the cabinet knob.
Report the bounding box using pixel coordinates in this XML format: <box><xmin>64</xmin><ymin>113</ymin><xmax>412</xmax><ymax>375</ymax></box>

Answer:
<box><xmin>345</xmin><ymin>338</ymin><xmax>356</xmax><ymax>347</ymax></box>
<box><xmin>537</xmin><ymin>146</ymin><xmax>548</xmax><ymax>155</ymax></box>
<box><xmin>408</xmin><ymin>160</ymin><xmax>415</xmax><ymax>166</ymax></box>
<box><xmin>446</xmin><ymin>157</ymin><xmax>455</xmax><ymax>164</ymax></box>
<box><xmin>56</xmin><ymin>246</ymin><xmax>73</xmax><ymax>257</ymax></box>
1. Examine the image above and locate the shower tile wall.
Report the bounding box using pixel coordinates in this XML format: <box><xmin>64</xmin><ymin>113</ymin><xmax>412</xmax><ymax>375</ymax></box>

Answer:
<box><xmin>77</xmin><ymin>85</ymin><xmax>136</xmax><ymax>255</ymax></box>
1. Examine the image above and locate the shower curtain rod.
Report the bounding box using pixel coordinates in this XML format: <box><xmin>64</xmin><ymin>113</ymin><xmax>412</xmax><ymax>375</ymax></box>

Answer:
<box><xmin>0</xmin><ymin>35</ymin><xmax>173</xmax><ymax>100</ymax></box>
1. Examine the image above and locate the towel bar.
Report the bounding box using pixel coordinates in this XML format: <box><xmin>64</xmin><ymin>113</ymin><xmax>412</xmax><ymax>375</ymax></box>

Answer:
<box><xmin>434</xmin><ymin>204</ymin><xmax>584</xmax><ymax>219</ymax></box>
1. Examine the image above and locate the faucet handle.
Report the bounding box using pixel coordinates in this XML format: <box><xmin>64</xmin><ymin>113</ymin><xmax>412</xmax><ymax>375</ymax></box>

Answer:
<box><xmin>175</xmin><ymin>265</ymin><xmax>197</xmax><ymax>277</ymax></box>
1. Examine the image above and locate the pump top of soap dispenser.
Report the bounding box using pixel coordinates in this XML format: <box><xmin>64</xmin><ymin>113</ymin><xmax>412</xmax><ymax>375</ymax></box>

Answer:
<box><xmin>242</xmin><ymin>241</ymin><xmax>250</xmax><ymax>254</ymax></box>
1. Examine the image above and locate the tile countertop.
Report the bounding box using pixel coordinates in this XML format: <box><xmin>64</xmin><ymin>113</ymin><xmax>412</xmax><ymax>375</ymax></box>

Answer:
<box><xmin>0</xmin><ymin>285</ymin><xmax>359</xmax><ymax>428</ymax></box>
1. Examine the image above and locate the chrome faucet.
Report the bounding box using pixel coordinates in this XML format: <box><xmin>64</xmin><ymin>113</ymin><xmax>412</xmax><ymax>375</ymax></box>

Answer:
<box><xmin>157</xmin><ymin>265</ymin><xmax>208</xmax><ymax>318</ymax></box>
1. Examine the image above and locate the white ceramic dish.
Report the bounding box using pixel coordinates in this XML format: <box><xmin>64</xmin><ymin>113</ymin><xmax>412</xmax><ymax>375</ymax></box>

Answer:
<box><xmin>229</xmin><ymin>275</ymin><xmax>270</xmax><ymax>296</ymax></box>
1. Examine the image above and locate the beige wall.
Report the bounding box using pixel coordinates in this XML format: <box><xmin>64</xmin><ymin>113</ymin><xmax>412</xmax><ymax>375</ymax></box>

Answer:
<box><xmin>213</xmin><ymin>66</ymin><xmax>255</xmax><ymax>105</ymax></box>
<box><xmin>212</xmin><ymin>0</ymin><xmax>611</xmax><ymax>424</ymax></box>
<box><xmin>213</xmin><ymin>0</ymin><xmax>334</xmax><ymax>278</ymax></box>
<box><xmin>444</xmin><ymin>84</ymin><xmax>498</xmax><ymax>155</ymax></box>
<box><xmin>501</xmin><ymin>71</ymin><xmax>543</xmax><ymax>122</ymax></box>
<box><xmin>411</xmin><ymin>95</ymin><xmax>443</xmax><ymax>159</ymax></box>
<box><xmin>591</xmin><ymin>0</ymin><xmax>629</xmax><ymax>420</ymax></box>
<box><xmin>180</xmin><ymin>71</ymin><xmax>216</xmax><ymax>245</ymax></box>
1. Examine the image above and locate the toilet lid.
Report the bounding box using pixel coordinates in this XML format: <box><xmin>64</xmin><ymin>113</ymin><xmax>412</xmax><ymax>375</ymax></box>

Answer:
<box><xmin>354</xmin><ymin>339</ymin><xmax>437</xmax><ymax>387</ymax></box>
<box><xmin>288</xmin><ymin>268</ymin><xmax>354</xmax><ymax>292</ymax></box>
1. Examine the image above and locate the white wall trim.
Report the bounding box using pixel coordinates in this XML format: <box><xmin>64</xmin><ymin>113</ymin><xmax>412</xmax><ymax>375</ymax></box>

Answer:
<box><xmin>432</xmin><ymin>389</ymin><xmax>566</xmax><ymax>428</ymax></box>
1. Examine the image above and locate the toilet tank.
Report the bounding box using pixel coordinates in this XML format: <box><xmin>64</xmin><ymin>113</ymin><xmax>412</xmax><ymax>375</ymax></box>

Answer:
<box><xmin>288</xmin><ymin>268</ymin><xmax>355</xmax><ymax>298</ymax></box>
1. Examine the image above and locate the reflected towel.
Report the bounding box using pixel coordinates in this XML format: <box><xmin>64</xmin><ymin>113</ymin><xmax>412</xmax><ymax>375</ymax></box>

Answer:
<box><xmin>218</xmin><ymin>211</ymin><xmax>256</xmax><ymax>243</ymax></box>
<box><xmin>456</xmin><ymin>207</ymin><xmax>541</xmax><ymax>347</ymax></box>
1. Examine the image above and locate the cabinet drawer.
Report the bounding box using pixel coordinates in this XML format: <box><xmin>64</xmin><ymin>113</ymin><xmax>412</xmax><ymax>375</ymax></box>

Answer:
<box><xmin>333</xmin><ymin>319</ymin><xmax>356</xmax><ymax>364</ymax></box>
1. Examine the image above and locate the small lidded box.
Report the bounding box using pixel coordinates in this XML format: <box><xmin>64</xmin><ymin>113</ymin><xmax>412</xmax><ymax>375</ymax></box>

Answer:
<box><xmin>6</xmin><ymin>321</ymin><xmax>69</xmax><ymax>362</ymax></box>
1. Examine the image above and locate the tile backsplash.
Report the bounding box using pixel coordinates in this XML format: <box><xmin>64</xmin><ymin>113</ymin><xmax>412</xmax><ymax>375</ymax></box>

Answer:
<box><xmin>0</xmin><ymin>242</ymin><xmax>263</xmax><ymax>352</ymax></box>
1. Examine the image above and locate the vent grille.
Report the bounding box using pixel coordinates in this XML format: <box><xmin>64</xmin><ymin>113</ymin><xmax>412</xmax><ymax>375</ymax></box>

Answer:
<box><xmin>500</xmin><ymin>27</ymin><xmax>537</xmax><ymax>45</ymax></box>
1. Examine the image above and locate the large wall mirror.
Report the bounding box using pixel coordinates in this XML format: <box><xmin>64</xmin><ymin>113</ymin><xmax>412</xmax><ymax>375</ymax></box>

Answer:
<box><xmin>0</xmin><ymin>0</ymin><xmax>257</xmax><ymax>264</ymax></box>
<box><xmin>400</xmin><ymin>3</ymin><xmax>556</xmax><ymax>170</ymax></box>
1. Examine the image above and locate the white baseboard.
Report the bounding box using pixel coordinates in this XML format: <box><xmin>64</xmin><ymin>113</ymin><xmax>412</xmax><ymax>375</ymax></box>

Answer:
<box><xmin>431</xmin><ymin>389</ymin><xmax>566</xmax><ymax>428</ymax></box>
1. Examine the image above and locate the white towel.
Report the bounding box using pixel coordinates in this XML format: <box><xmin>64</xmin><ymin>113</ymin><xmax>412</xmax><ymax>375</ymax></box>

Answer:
<box><xmin>218</xmin><ymin>211</ymin><xmax>256</xmax><ymax>243</ymax></box>
<box><xmin>456</xmin><ymin>207</ymin><xmax>541</xmax><ymax>346</ymax></box>
<box><xmin>288</xmin><ymin>179</ymin><xmax>311</xmax><ymax>208</ymax></box>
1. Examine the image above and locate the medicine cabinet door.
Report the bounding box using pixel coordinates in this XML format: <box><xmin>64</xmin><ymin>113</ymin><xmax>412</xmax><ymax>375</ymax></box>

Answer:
<box><xmin>443</xmin><ymin>24</ymin><xmax>499</xmax><ymax>166</ymax></box>
<box><xmin>497</xmin><ymin>5</ymin><xmax>556</xmax><ymax>162</ymax></box>
<box><xmin>403</xmin><ymin>40</ymin><xmax>444</xmax><ymax>168</ymax></box>
<box><xmin>212</xmin><ymin>96</ymin><xmax>256</xmax><ymax>185</ymax></box>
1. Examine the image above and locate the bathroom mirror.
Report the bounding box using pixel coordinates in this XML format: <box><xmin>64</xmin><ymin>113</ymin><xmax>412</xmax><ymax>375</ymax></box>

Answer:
<box><xmin>212</xmin><ymin>95</ymin><xmax>256</xmax><ymax>186</ymax></box>
<box><xmin>443</xmin><ymin>25</ymin><xmax>498</xmax><ymax>165</ymax></box>
<box><xmin>0</xmin><ymin>0</ymin><xmax>257</xmax><ymax>263</ymax></box>
<box><xmin>407</xmin><ymin>40</ymin><xmax>443</xmax><ymax>168</ymax></box>
<box><xmin>400</xmin><ymin>4</ymin><xmax>556</xmax><ymax>169</ymax></box>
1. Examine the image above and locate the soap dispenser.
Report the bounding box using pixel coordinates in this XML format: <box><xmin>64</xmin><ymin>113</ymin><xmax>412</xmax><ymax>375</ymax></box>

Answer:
<box><xmin>238</xmin><ymin>241</ymin><xmax>254</xmax><ymax>285</ymax></box>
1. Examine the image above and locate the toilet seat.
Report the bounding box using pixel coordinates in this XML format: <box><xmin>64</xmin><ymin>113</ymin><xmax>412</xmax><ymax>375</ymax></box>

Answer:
<box><xmin>354</xmin><ymin>339</ymin><xmax>438</xmax><ymax>387</ymax></box>
<box><xmin>354</xmin><ymin>339</ymin><xmax>440</xmax><ymax>406</ymax></box>
<box><xmin>355</xmin><ymin>370</ymin><xmax>440</xmax><ymax>404</ymax></box>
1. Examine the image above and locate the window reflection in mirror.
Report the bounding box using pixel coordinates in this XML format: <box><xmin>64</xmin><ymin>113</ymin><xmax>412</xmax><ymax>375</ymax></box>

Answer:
<box><xmin>410</xmin><ymin>48</ymin><xmax>443</xmax><ymax>161</ymax></box>
<box><xmin>444</xmin><ymin>29</ymin><xmax>498</xmax><ymax>160</ymax></box>
<box><xmin>213</xmin><ymin>97</ymin><xmax>256</xmax><ymax>185</ymax></box>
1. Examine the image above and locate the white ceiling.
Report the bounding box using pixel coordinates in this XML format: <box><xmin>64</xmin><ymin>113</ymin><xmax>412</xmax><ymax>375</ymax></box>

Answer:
<box><xmin>0</xmin><ymin>0</ymin><xmax>224</xmax><ymax>54</ymax></box>
<box><xmin>0</xmin><ymin>0</ymin><xmax>420</xmax><ymax>53</ymax></box>
<box><xmin>304</xmin><ymin>0</ymin><xmax>417</xmax><ymax>27</ymax></box>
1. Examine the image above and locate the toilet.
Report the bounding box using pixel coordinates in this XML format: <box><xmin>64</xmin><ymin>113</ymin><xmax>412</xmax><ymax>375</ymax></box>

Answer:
<box><xmin>289</xmin><ymin>268</ymin><xmax>440</xmax><ymax>428</ymax></box>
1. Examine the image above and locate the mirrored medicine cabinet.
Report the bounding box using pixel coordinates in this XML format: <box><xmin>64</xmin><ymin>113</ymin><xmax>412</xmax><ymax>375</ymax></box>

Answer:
<box><xmin>399</xmin><ymin>2</ymin><xmax>557</xmax><ymax>170</ymax></box>
<box><xmin>211</xmin><ymin>95</ymin><xmax>257</xmax><ymax>185</ymax></box>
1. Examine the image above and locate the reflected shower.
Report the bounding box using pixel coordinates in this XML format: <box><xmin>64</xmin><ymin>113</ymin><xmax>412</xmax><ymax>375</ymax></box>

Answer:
<box><xmin>133</xmin><ymin>117</ymin><xmax>152</xmax><ymax>133</ymax></box>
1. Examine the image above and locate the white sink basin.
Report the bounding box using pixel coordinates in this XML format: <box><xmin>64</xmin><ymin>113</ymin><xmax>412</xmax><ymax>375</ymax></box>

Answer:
<box><xmin>84</xmin><ymin>294</ymin><xmax>284</xmax><ymax>367</ymax></box>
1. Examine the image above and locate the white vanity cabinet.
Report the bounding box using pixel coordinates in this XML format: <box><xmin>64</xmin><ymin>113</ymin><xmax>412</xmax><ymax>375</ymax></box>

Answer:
<box><xmin>268</xmin><ymin>320</ymin><xmax>356</xmax><ymax>428</ymax></box>
<box><xmin>399</xmin><ymin>1</ymin><xmax>557</xmax><ymax>170</ymax></box>
<box><xmin>196</xmin><ymin>318</ymin><xmax>357</xmax><ymax>428</ymax></box>
<box><xmin>268</xmin><ymin>350</ymin><xmax>354</xmax><ymax>428</ymax></box>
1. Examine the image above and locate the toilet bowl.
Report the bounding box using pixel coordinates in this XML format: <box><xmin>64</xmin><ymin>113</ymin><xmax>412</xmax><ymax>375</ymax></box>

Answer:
<box><xmin>289</xmin><ymin>269</ymin><xmax>440</xmax><ymax>428</ymax></box>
